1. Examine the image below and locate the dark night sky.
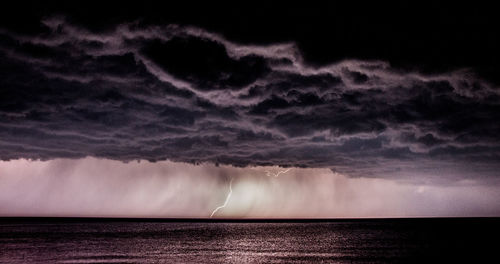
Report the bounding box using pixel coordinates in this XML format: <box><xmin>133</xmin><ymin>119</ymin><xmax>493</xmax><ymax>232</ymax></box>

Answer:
<box><xmin>3</xmin><ymin>2</ymin><xmax>500</xmax><ymax>80</ymax></box>
<box><xmin>1</xmin><ymin>1</ymin><xmax>500</xmax><ymax>183</ymax></box>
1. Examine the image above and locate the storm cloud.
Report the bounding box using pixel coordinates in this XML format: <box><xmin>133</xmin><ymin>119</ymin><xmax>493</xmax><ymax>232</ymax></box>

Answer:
<box><xmin>1</xmin><ymin>17</ymin><xmax>500</xmax><ymax>182</ymax></box>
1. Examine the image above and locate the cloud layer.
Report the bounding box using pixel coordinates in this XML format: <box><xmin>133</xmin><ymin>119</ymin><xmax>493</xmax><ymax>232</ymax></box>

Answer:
<box><xmin>1</xmin><ymin>18</ymin><xmax>500</xmax><ymax>182</ymax></box>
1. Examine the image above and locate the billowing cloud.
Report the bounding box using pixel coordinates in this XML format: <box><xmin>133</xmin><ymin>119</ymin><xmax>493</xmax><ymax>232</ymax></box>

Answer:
<box><xmin>1</xmin><ymin>17</ymin><xmax>500</xmax><ymax>183</ymax></box>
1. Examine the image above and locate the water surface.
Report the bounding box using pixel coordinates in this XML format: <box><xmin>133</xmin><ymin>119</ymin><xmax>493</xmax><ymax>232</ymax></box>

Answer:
<box><xmin>0</xmin><ymin>218</ymin><xmax>498</xmax><ymax>263</ymax></box>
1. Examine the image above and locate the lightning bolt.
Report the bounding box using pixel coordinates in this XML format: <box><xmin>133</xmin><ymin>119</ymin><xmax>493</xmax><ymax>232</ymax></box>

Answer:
<box><xmin>210</xmin><ymin>177</ymin><xmax>233</xmax><ymax>218</ymax></box>
<box><xmin>265</xmin><ymin>168</ymin><xmax>291</xmax><ymax>177</ymax></box>
<box><xmin>210</xmin><ymin>168</ymin><xmax>291</xmax><ymax>218</ymax></box>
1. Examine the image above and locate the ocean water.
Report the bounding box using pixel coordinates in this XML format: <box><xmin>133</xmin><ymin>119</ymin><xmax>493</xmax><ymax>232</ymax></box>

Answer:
<box><xmin>0</xmin><ymin>218</ymin><xmax>498</xmax><ymax>263</ymax></box>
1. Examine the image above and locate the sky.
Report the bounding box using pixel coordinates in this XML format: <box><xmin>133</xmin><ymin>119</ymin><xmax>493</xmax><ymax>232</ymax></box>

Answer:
<box><xmin>1</xmin><ymin>2</ymin><xmax>500</xmax><ymax>218</ymax></box>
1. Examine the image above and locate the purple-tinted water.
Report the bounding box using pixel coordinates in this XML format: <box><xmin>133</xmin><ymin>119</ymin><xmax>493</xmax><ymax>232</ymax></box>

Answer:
<box><xmin>0</xmin><ymin>219</ymin><xmax>498</xmax><ymax>263</ymax></box>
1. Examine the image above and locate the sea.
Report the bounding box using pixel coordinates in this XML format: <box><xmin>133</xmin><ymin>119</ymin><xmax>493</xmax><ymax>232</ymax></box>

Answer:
<box><xmin>0</xmin><ymin>218</ymin><xmax>498</xmax><ymax>263</ymax></box>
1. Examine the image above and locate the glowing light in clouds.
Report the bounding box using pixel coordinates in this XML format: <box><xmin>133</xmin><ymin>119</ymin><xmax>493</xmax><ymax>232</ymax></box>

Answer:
<box><xmin>265</xmin><ymin>168</ymin><xmax>292</xmax><ymax>178</ymax></box>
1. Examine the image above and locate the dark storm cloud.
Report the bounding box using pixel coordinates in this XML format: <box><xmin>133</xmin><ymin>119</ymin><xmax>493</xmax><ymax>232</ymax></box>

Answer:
<box><xmin>1</xmin><ymin>17</ymin><xmax>500</xmax><ymax>182</ymax></box>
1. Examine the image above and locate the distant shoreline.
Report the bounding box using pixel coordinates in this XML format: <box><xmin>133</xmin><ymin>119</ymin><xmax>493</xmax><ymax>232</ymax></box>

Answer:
<box><xmin>1</xmin><ymin>216</ymin><xmax>499</xmax><ymax>223</ymax></box>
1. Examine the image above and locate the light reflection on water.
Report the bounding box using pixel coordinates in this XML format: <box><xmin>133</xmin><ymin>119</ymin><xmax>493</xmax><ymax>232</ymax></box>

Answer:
<box><xmin>0</xmin><ymin>219</ymin><xmax>498</xmax><ymax>263</ymax></box>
